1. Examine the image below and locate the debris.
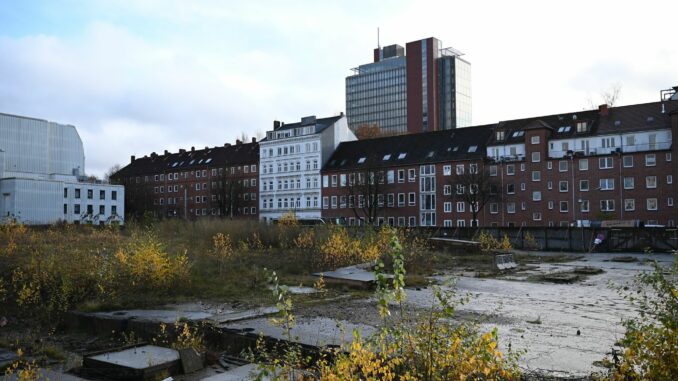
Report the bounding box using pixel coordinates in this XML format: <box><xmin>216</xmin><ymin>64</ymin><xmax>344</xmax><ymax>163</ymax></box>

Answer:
<box><xmin>576</xmin><ymin>329</ymin><xmax>581</xmax><ymax>336</ymax></box>
<box><xmin>542</xmin><ymin>272</ymin><xmax>579</xmax><ymax>283</ymax></box>
<box><xmin>612</xmin><ymin>256</ymin><xmax>637</xmax><ymax>263</ymax></box>
<box><xmin>574</xmin><ymin>266</ymin><xmax>604</xmax><ymax>275</ymax></box>
<box><xmin>179</xmin><ymin>348</ymin><xmax>204</xmax><ymax>374</ymax></box>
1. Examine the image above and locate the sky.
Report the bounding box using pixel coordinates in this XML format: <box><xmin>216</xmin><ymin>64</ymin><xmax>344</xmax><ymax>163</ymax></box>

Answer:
<box><xmin>1</xmin><ymin>0</ymin><xmax>677</xmax><ymax>177</ymax></box>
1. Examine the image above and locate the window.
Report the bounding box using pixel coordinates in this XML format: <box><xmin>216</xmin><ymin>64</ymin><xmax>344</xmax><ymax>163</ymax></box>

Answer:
<box><xmin>322</xmin><ymin>197</ymin><xmax>329</xmax><ymax>209</ymax></box>
<box><xmin>646</xmin><ymin>176</ymin><xmax>657</xmax><ymax>189</ymax></box>
<box><xmin>580</xmin><ymin>200</ymin><xmax>590</xmax><ymax>212</ymax></box>
<box><xmin>87</xmin><ymin>189</ymin><xmax>93</xmax><ymax>199</ymax></box>
<box><xmin>520</xmin><ymin>183</ymin><xmax>526</xmax><ymax>191</ymax></box>
<box><xmin>496</xmin><ymin>131</ymin><xmax>505</xmax><ymax>141</ymax></box>
<box><xmin>409</xmin><ymin>216</ymin><xmax>416</xmax><ymax>227</ymax></box>
<box><xmin>489</xmin><ymin>203</ymin><xmax>499</xmax><ymax>214</ymax></box>
<box><xmin>532</xmin><ymin>191</ymin><xmax>542</xmax><ymax>201</ymax></box>
<box><xmin>645</xmin><ymin>154</ymin><xmax>656</xmax><ymax>167</ymax></box>
<box><xmin>387</xmin><ymin>170</ymin><xmax>395</xmax><ymax>184</ymax></box>
<box><xmin>489</xmin><ymin>165</ymin><xmax>497</xmax><ymax>176</ymax></box>
<box><xmin>408</xmin><ymin>169</ymin><xmax>416</xmax><ymax>182</ymax></box>
<box><xmin>99</xmin><ymin>205</ymin><xmax>105</xmax><ymax>215</ymax></box>
<box><xmin>506</xmin><ymin>184</ymin><xmax>515</xmax><ymax>194</ymax></box>
<box><xmin>576</xmin><ymin>121</ymin><xmax>588</xmax><ymax>133</ymax></box>
<box><xmin>559</xmin><ymin>181</ymin><xmax>568</xmax><ymax>192</ymax></box>
<box><xmin>548</xmin><ymin>201</ymin><xmax>554</xmax><ymax>210</ymax></box>
<box><xmin>75</xmin><ymin>188</ymin><xmax>81</xmax><ymax>199</ymax></box>
<box><xmin>599</xmin><ymin>157</ymin><xmax>613</xmax><ymax>169</ymax></box>
<box><xmin>506</xmin><ymin>165</ymin><xmax>515</xmax><ymax>175</ymax></box>
<box><xmin>331</xmin><ymin>196</ymin><xmax>338</xmax><ymax>209</ymax></box>
<box><xmin>531</xmin><ymin>136</ymin><xmax>540</xmax><ymax>144</ymax></box>
<box><xmin>668</xmin><ymin>197</ymin><xmax>674</xmax><ymax>207</ymax></box>
<box><xmin>443</xmin><ymin>185</ymin><xmax>452</xmax><ymax>195</ymax></box>
<box><xmin>387</xmin><ymin>194</ymin><xmax>394</xmax><ymax>207</ymax></box>
<box><xmin>666</xmin><ymin>153</ymin><xmax>672</xmax><ymax>162</ymax></box>
<box><xmin>443</xmin><ymin>165</ymin><xmax>452</xmax><ymax>176</ymax></box>
<box><xmin>579</xmin><ymin>159</ymin><xmax>589</xmax><ymax>171</ymax></box>
<box><xmin>444</xmin><ymin>202</ymin><xmax>452</xmax><ymax>213</ymax></box>
<box><xmin>533</xmin><ymin>212</ymin><xmax>542</xmax><ymax>221</ymax></box>
<box><xmin>456</xmin><ymin>202</ymin><xmax>465</xmax><ymax>212</ymax></box>
<box><xmin>646</xmin><ymin>198</ymin><xmax>658</xmax><ymax>211</ymax></box>
<box><xmin>507</xmin><ymin>203</ymin><xmax>516</xmax><ymax>214</ymax></box>
<box><xmin>560</xmin><ymin>201</ymin><xmax>568</xmax><ymax>212</ymax></box>
<box><xmin>600</xmin><ymin>200</ymin><xmax>615</xmax><ymax>211</ymax></box>
<box><xmin>531</xmin><ymin>152</ymin><xmax>540</xmax><ymax>162</ymax></box>
<box><xmin>623</xmin><ymin>156</ymin><xmax>633</xmax><ymax>168</ymax></box>
<box><xmin>600</xmin><ymin>178</ymin><xmax>614</xmax><ymax>190</ymax></box>
<box><xmin>331</xmin><ymin>175</ymin><xmax>337</xmax><ymax>187</ymax></box>
<box><xmin>547</xmin><ymin>162</ymin><xmax>553</xmax><ymax>170</ymax></box>
<box><xmin>99</xmin><ymin>190</ymin><xmax>105</xmax><ymax>200</ymax></box>
<box><xmin>532</xmin><ymin>171</ymin><xmax>541</xmax><ymax>181</ymax></box>
<box><xmin>580</xmin><ymin>180</ymin><xmax>589</xmax><ymax>191</ymax></box>
<box><xmin>624</xmin><ymin>199</ymin><xmax>635</xmax><ymax>211</ymax></box>
<box><xmin>398</xmin><ymin>170</ymin><xmax>405</xmax><ymax>183</ymax></box>
<box><xmin>398</xmin><ymin>193</ymin><xmax>405</xmax><ymax>207</ymax></box>
<box><xmin>455</xmin><ymin>164</ymin><xmax>464</xmax><ymax>175</ymax></box>
<box><xmin>624</xmin><ymin>177</ymin><xmax>635</xmax><ymax>189</ymax></box>
<box><xmin>668</xmin><ymin>175</ymin><xmax>673</xmax><ymax>184</ymax></box>
<box><xmin>74</xmin><ymin>204</ymin><xmax>81</xmax><ymax>214</ymax></box>
<box><xmin>409</xmin><ymin>192</ymin><xmax>416</xmax><ymax>206</ymax></box>
<box><xmin>559</xmin><ymin>161</ymin><xmax>568</xmax><ymax>172</ymax></box>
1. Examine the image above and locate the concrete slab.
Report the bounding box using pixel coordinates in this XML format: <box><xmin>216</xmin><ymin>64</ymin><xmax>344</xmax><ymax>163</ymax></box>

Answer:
<box><xmin>315</xmin><ymin>264</ymin><xmax>390</xmax><ymax>288</ymax></box>
<box><xmin>4</xmin><ymin>368</ymin><xmax>87</xmax><ymax>381</ymax></box>
<box><xmin>223</xmin><ymin>316</ymin><xmax>375</xmax><ymax>348</ymax></box>
<box><xmin>200</xmin><ymin>364</ymin><xmax>261</xmax><ymax>381</ymax></box>
<box><xmin>84</xmin><ymin>345</ymin><xmax>181</xmax><ymax>380</ymax></box>
<box><xmin>179</xmin><ymin>348</ymin><xmax>203</xmax><ymax>373</ymax></box>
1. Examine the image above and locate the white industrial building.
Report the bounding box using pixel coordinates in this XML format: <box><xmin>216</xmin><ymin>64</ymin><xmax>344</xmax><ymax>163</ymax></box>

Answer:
<box><xmin>259</xmin><ymin>114</ymin><xmax>356</xmax><ymax>222</ymax></box>
<box><xmin>0</xmin><ymin>113</ymin><xmax>124</xmax><ymax>225</ymax></box>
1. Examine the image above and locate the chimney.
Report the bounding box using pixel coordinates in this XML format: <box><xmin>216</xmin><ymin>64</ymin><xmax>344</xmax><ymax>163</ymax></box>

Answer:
<box><xmin>191</xmin><ymin>146</ymin><xmax>195</xmax><ymax>152</ymax></box>
<box><xmin>251</xmin><ymin>137</ymin><xmax>257</xmax><ymax>143</ymax></box>
<box><xmin>273</xmin><ymin>120</ymin><xmax>281</xmax><ymax>130</ymax></box>
<box><xmin>236</xmin><ymin>139</ymin><xmax>242</xmax><ymax>145</ymax></box>
<box><xmin>224</xmin><ymin>143</ymin><xmax>231</xmax><ymax>147</ymax></box>
<box><xmin>340</xmin><ymin>111</ymin><xmax>344</xmax><ymax>116</ymax></box>
<box><xmin>164</xmin><ymin>150</ymin><xmax>169</xmax><ymax>155</ymax></box>
<box><xmin>130</xmin><ymin>155</ymin><xmax>135</xmax><ymax>163</ymax></box>
<box><xmin>205</xmin><ymin>146</ymin><xmax>208</xmax><ymax>150</ymax></box>
<box><xmin>179</xmin><ymin>149</ymin><xmax>186</xmax><ymax>153</ymax></box>
<box><xmin>151</xmin><ymin>152</ymin><xmax>157</xmax><ymax>158</ymax></box>
<box><xmin>598</xmin><ymin>104</ymin><xmax>609</xmax><ymax>117</ymax></box>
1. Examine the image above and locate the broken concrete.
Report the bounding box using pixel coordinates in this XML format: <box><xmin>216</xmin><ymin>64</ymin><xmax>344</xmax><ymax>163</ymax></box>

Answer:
<box><xmin>83</xmin><ymin>345</ymin><xmax>180</xmax><ymax>380</ymax></box>
<box><xmin>315</xmin><ymin>264</ymin><xmax>391</xmax><ymax>289</ymax></box>
<box><xmin>178</xmin><ymin>348</ymin><xmax>203</xmax><ymax>374</ymax></box>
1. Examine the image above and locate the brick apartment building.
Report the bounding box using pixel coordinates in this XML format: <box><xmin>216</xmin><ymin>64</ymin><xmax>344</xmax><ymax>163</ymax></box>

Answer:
<box><xmin>321</xmin><ymin>96</ymin><xmax>678</xmax><ymax>227</ymax></box>
<box><xmin>112</xmin><ymin>139</ymin><xmax>259</xmax><ymax>220</ymax></box>
<box><xmin>321</xmin><ymin>126</ymin><xmax>493</xmax><ymax>227</ymax></box>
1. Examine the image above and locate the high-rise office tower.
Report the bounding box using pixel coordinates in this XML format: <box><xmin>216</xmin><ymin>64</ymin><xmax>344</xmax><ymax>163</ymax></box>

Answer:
<box><xmin>346</xmin><ymin>37</ymin><xmax>471</xmax><ymax>135</ymax></box>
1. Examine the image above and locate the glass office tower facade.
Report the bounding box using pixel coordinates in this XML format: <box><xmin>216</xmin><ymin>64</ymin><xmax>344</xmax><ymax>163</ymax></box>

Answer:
<box><xmin>346</xmin><ymin>37</ymin><xmax>471</xmax><ymax>135</ymax></box>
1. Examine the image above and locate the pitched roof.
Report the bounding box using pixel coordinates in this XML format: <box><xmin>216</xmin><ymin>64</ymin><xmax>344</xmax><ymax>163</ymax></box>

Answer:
<box><xmin>323</xmin><ymin>125</ymin><xmax>493</xmax><ymax>172</ymax></box>
<box><xmin>490</xmin><ymin>109</ymin><xmax>600</xmax><ymax>145</ymax></box>
<box><xmin>597</xmin><ymin>101</ymin><xmax>675</xmax><ymax>134</ymax></box>
<box><xmin>113</xmin><ymin>142</ymin><xmax>259</xmax><ymax>178</ymax></box>
<box><xmin>275</xmin><ymin>115</ymin><xmax>343</xmax><ymax>134</ymax></box>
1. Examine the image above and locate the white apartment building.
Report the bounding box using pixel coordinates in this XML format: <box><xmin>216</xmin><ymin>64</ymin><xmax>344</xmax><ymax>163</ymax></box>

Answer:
<box><xmin>0</xmin><ymin>112</ymin><xmax>124</xmax><ymax>225</ymax></box>
<box><xmin>259</xmin><ymin>115</ymin><xmax>356</xmax><ymax>222</ymax></box>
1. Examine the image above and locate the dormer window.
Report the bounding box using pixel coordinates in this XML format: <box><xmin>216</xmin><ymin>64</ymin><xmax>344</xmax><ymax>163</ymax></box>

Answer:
<box><xmin>496</xmin><ymin>131</ymin><xmax>505</xmax><ymax>141</ymax></box>
<box><xmin>357</xmin><ymin>157</ymin><xmax>366</xmax><ymax>164</ymax></box>
<box><xmin>512</xmin><ymin>131</ymin><xmax>525</xmax><ymax>138</ymax></box>
<box><xmin>427</xmin><ymin>151</ymin><xmax>435</xmax><ymax>158</ymax></box>
<box><xmin>397</xmin><ymin>153</ymin><xmax>407</xmax><ymax>159</ymax></box>
<box><xmin>557</xmin><ymin>126</ymin><xmax>571</xmax><ymax>133</ymax></box>
<box><xmin>576</xmin><ymin>121</ymin><xmax>588</xmax><ymax>133</ymax></box>
<box><xmin>468</xmin><ymin>145</ymin><xmax>478</xmax><ymax>153</ymax></box>
<box><xmin>383</xmin><ymin>154</ymin><xmax>391</xmax><ymax>161</ymax></box>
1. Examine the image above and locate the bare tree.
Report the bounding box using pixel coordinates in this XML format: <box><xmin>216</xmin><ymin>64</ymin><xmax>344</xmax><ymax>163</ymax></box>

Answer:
<box><xmin>212</xmin><ymin>167</ymin><xmax>245</xmax><ymax>218</ymax></box>
<box><xmin>446</xmin><ymin>162</ymin><xmax>499</xmax><ymax>227</ymax></box>
<box><xmin>104</xmin><ymin>164</ymin><xmax>122</xmax><ymax>182</ymax></box>
<box><xmin>344</xmin><ymin>154</ymin><xmax>386</xmax><ymax>225</ymax></box>
<box><xmin>601</xmin><ymin>82</ymin><xmax>622</xmax><ymax>107</ymax></box>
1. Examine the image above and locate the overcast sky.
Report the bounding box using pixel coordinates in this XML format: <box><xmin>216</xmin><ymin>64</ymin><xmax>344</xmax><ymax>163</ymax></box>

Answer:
<box><xmin>1</xmin><ymin>0</ymin><xmax>677</xmax><ymax>177</ymax></box>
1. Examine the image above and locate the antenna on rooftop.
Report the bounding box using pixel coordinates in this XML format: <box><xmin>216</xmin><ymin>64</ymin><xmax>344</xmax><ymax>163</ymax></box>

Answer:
<box><xmin>377</xmin><ymin>27</ymin><xmax>380</xmax><ymax>49</ymax></box>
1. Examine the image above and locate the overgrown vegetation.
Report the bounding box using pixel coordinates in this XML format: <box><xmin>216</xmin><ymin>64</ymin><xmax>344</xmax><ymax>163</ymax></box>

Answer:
<box><xmin>251</xmin><ymin>228</ymin><xmax>522</xmax><ymax>380</ymax></box>
<box><xmin>597</xmin><ymin>250</ymin><xmax>678</xmax><ymax>380</ymax></box>
<box><xmin>0</xmin><ymin>218</ymin><xmax>433</xmax><ymax>327</ymax></box>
